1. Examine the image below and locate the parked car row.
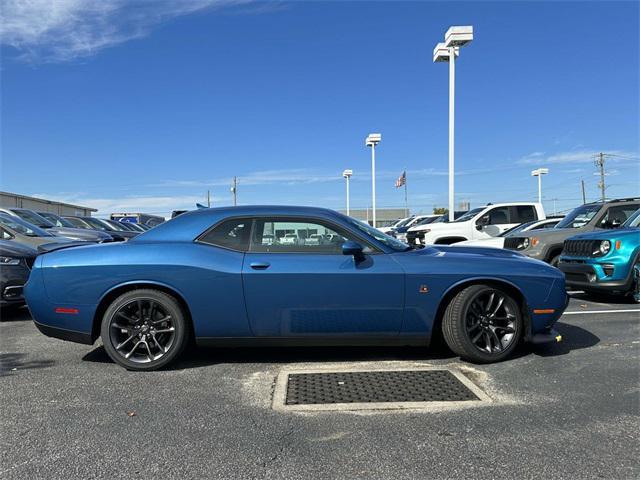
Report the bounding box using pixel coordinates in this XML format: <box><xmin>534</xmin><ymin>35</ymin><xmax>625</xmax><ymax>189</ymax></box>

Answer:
<box><xmin>0</xmin><ymin>207</ymin><xmax>158</xmax><ymax>309</ymax></box>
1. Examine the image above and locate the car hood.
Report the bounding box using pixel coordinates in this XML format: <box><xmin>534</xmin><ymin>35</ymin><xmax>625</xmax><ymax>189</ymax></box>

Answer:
<box><xmin>453</xmin><ymin>237</ymin><xmax>505</xmax><ymax>248</ymax></box>
<box><xmin>513</xmin><ymin>227</ymin><xmax>581</xmax><ymax>240</ymax></box>
<box><xmin>394</xmin><ymin>244</ymin><xmax>557</xmax><ymax>278</ymax></box>
<box><xmin>429</xmin><ymin>244</ymin><xmax>526</xmax><ymax>259</ymax></box>
<box><xmin>0</xmin><ymin>240</ymin><xmax>37</xmax><ymax>258</ymax></box>
<box><xmin>49</xmin><ymin>227</ymin><xmax>112</xmax><ymax>242</ymax></box>
<box><xmin>408</xmin><ymin>221</ymin><xmax>466</xmax><ymax>232</ymax></box>
<box><xmin>565</xmin><ymin>227</ymin><xmax>640</xmax><ymax>242</ymax></box>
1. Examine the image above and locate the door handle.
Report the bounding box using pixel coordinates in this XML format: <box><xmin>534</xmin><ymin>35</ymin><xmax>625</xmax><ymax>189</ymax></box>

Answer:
<box><xmin>250</xmin><ymin>262</ymin><xmax>271</xmax><ymax>270</ymax></box>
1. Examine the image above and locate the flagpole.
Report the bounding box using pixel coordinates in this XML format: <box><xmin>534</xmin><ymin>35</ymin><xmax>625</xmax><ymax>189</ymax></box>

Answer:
<box><xmin>404</xmin><ymin>169</ymin><xmax>408</xmax><ymax>216</ymax></box>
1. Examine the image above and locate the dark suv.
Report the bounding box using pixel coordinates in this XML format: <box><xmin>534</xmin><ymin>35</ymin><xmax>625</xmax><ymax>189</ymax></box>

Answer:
<box><xmin>503</xmin><ymin>198</ymin><xmax>640</xmax><ymax>266</ymax></box>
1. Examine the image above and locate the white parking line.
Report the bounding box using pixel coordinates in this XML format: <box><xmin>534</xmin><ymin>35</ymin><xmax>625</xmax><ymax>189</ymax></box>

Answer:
<box><xmin>563</xmin><ymin>309</ymin><xmax>640</xmax><ymax>315</ymax></box>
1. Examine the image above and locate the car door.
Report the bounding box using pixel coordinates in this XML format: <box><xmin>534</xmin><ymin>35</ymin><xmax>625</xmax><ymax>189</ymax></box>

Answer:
<box><xmin>242</xmin><ymin>217</ymin><xmax>405</xmax><ymax>337</ymax></box>
<box><xmin>473</xmin><ymin>206</ymin><xmax>514</xmax><ymax>239</ymax></box>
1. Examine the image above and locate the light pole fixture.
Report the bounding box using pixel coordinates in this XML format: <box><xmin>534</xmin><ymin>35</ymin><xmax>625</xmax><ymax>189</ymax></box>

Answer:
<box><xmin>365</xmin><ymin>133</ymin><xmax>382</xmax><ymax>227</ymax></box>
<box><xmin>342</xmin><ymin>169</ymin><xmax>353</xmax><ymax>216</ymax></box>
<box><xmin>531</xmin><ymin>168</ymin><xmax>549</xmax><ymax>204</ymax></box>
<box><xmin>434</xmin><ymin>25</ymin><xmax>473</xmax><ymax>221</ymax></box>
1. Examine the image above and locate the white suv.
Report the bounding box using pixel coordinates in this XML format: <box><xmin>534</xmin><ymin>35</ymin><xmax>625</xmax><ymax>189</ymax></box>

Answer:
<box><xmin>406</xmin><ymin>202</ymin><xmax>546</xmax><ymax>246</ymax></box>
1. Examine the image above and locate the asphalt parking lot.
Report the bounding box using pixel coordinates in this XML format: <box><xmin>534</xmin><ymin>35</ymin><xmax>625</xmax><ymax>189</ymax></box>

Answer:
<box><xmin>1</xmin><ymin>294</ymin><xmax>638</xmax><ymax>480</ymax></box>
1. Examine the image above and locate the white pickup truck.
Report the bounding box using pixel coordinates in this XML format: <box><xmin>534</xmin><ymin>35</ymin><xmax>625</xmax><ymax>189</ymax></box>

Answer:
<box><xmin>406</xmin><ymin>202</ymin><xmax>546</xmax><ymax>246</ymax></box>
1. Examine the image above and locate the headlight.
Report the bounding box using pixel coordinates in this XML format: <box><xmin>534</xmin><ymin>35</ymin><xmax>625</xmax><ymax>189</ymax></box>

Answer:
<box><xmin>0</xmin><ymin>256</ymin><xmax>20</xmax><ymax>266</ymax></box>
<box><xmin>518</xmin><ymin>238</ymin><xmax>530</xmax><ymax>250</ymax></box>
<box><xmin>531</xmin><ymin>237</ymin><xmax>539</xmax><ymax>247</ymax></box>
<box><xmin>421</xmin><ymin>229</ymin><xmax>431</xmax><ymax>234</ymax></box>
<box><xmin>594</xmin><ymin>240</ymin><xmax>611</xmax><ymax>256</ymax></box>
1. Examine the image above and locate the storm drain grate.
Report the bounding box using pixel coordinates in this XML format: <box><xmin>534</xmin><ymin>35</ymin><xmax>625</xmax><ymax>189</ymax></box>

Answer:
<box><xmin>285</xmin><ymin>370</ymin><xmax>479</xmax><ymax>405</ymax></box>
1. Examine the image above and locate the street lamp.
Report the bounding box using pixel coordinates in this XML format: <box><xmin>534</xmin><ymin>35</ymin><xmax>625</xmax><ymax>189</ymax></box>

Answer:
<box><xmin>342</xmin><ymin>169</ymin><xmax>353</xmax><ymax>216</ymax></box>
<box><xmin>365</xmin><ymin>133</ymin><xmax>381</xmax><ymax>227</ymax></box>
<box><xmin>434</xmin><ymin>25</ymin><xmax>473</xmax><ymax>222</ymax></box>
<box><xmin>531</xmin><ymin>168</ymin><xmax>549</xmax><ymax>204</ymax></box>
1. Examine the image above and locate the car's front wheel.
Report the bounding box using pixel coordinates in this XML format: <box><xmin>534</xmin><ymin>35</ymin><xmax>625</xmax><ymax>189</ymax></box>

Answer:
<box><xmin>100</xmin><ymin>289</ymin><xmax>189</xmax><ymax>371</ymax></box>
<box><xmin>442</xmin><ymin>285</ymin><xmax>523</xmax><ymax>363</ymax></box>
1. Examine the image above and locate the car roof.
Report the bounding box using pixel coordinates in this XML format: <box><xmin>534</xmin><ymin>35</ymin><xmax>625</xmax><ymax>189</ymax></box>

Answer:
<box><xmin>134</xmin><ymin>206</ymin><xmax>346</xmax><ymax>243</ymax></box>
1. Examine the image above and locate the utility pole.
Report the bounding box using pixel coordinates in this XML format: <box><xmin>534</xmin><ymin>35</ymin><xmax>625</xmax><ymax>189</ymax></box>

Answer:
<box><xmin>231</xmin><ymin>176</ymin><xmax>237</xmax><ymax>206</ymax></box>
<box><xmin>207</xmin><ymin>190</ymin><xmax>211</xmax><ymax>207</ymax></box>
<box><xmin>581</xmin><ymin>179</ymin><xmax>586</xmax><ymax>204</ymax></box>
<box><xmin>595</xmin><ymin>152</ymin><xmax>606</xmax><ymax>202</ymax></box>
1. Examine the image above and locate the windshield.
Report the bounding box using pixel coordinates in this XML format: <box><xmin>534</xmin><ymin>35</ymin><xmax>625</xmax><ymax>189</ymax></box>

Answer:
<box><xmin>103</xmin><ymin>219</ymin><xmax>129</xmax><ymax>231</ymax></box>
<box><xmin>82</xmin><ymin>217</ymin><xmax>111</xmax><ymax>231</ymax></box>
<box><xmin>0</xmin><ymin>214</ymin><xmax>54</xmax><ymax>237</ymax></box>
<box><xmin>116</xmin><ymin>222</ymin><xmax>137</xmax><ymax>231</ymax></box>
<box><xmin>453</xmin><ymin>207</ymin><xmax>485</xmax><ymax>223</ymax></box>
<box><xmin>622</xmin><ymin>209</ymin><xmax>640</xmax><ymax>228</ymax></box>
<box><xmin>394</xmin><ymin>217</ymin><xmax>414</xmax><ymax>228</ymax></box>
<box><xmin>38</xmin><ymin>212</ymin><xmax>75</xmax><ymax>228</ymax></box>
<box><xmin>11</xmin><ymin>209</ymin><xmax>54</xmax><ymax>228</ymax></box>
<box><xmin>414</xmin><ymin>216</ymin><xmax>438</xmax><ymax>227</ymax></box>
<box><xmin>500</xmin><ymin>220</ymin><xmax>537</xmax><ymax>237</ymax></box>
<box><xmin>346</xmin><ymin>218</ymin><xmax>410</xmax><ymax>251</ymax></box>
<box><xmin>556</xmin><ymin>204</ymin><xmax>602</xmax><ymax>229</ymax></box>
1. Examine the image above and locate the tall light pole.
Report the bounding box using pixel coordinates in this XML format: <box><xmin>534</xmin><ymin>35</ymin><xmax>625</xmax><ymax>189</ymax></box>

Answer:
<box><xmin>531</xmin><ymin>168</ymin><xmax>549</xmax><ymax>204</ymax></box>
<box><xmin>342</xmin><ymin>169</ymin><xmax>353</xmax><ymax>216</ymax></box>
<box><xmin>230</xmin><ymin>176</ymin><xmax>237</xmax><ymax>206</ymax></box>
<box><xmin>365</xmin><ymin>133</ymin><xmax>381</xmax><ymax>227</ymax></box>
<box><xmin>434</xmin><ymin>25</ymin><xmax>473</xmax><ymax>221</ymax></box>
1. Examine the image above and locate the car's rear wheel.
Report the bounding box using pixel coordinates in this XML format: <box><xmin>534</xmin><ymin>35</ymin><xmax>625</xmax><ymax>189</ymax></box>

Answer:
<box><xmin>630</xmin><ymin>260</ymin><xmax>640</xmax><ymax>304</ymax></box>
<box><xmin>100</xmin><ymin>289</ymin><xmax>188</xmax><ymax>371</ymax></box>
<box><xmin>442</xmin><ymin>285</ymin><xmax>523</xmax><ymax>363</ymax></box>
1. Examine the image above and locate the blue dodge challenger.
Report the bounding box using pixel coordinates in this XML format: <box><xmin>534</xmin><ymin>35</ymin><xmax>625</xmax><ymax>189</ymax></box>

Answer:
<box><xmin>25</xmin><ymin>206</ymin><xmax>567</xmax><ymax>371</ymax></box>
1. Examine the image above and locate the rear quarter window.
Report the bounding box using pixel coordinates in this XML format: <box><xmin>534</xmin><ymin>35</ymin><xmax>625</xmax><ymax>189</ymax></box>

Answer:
<box><xmin>198</xmin><ymin>218</ymin><xmax>252</xmax><ymax>251</ymax></box>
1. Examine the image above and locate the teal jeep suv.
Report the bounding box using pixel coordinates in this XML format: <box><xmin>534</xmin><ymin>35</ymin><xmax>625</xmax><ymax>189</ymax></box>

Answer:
<box><xmin>559</xmin><ymin>208</ymin><xmax>640</xmax><ymax>302</ymax></box>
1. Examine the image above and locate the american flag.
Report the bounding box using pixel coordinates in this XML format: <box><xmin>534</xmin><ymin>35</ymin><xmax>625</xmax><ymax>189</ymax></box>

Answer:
<box><xmin>395</xmin><ymin>171</ymin><xmax>406</xmax><ymax>188</ymax></box>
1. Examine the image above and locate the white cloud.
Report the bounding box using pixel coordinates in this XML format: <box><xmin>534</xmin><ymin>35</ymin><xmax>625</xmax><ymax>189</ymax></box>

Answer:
<box><xmin>517</xmin><ymin>150</ymin><xmax>638</xmax><ymax>165</ymax></box>
<box><xmin>29</xmin><ymin>192</ymin><xmax>214</xmax><ymax>217</ymax></box>
<box><xmin>148</xmin><ymin>168</ymin><xmax>343</xmax><ymax>189</ymax></box>
<box><xmin>0</xmin><ymin>0</ymin><xmax>249</xmax><ymax>62</ymax></box>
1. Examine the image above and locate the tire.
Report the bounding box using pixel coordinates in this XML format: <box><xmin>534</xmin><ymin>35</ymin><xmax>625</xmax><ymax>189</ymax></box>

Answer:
<box><xmin>101</xmin><ymin>289</ymin><xmax>189</xmax><ymax>371</ymax></box>
<box><xmin>442</xmin><ymin>285</ymin><xmax>523</xmax><ymax>363</ymax></box>
<box><xmin>549</xmin><ymin>255</ymin><xmax>560</xmax><ymax>267</ymax></box>
<box><xmin>630</xmin><ymin>260</ymin><xmax>640</xmax><ymax>304</ymax></box>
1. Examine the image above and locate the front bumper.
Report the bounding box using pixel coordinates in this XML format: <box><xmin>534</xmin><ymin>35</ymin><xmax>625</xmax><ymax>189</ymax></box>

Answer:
<box><xmin>558</xmin><ymin>262</ymin><xmax>632</xmax><ymax>292</ymax></box>
<box><xmin>530</xmin><ymin>328</ymin><xmax>563</xmax><ymax>345</ymax></box>
<box><xmin>1</xmin><ymin>263</ymin><xmax>31</xmax><ymax>306</ymax></box>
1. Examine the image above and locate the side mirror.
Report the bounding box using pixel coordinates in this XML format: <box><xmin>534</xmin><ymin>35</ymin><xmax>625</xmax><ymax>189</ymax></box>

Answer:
<box><xmin>342</xmin><ymin>240</ymin><xmax>365</xmax><ymax>261</ymax></box>
<box><xmin>476</xmin><ymin>215</ymin><xmax>490</xmax><ymax>230</ymax></box>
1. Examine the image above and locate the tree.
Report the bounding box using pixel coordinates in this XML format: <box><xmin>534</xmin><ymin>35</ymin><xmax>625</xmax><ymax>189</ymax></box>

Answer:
<box><xmin>433</xmin><ymin>207</ymin><xmax>448</xmax><ymax>215</ymax></box>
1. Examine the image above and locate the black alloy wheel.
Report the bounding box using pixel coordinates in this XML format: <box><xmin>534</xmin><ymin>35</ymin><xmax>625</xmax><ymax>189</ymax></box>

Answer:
<box><xmin>101</xmin><ymin>289</ymin><xmax>188</xmax><ymax>371</ymax></box>
<box><xmin>442</xmin><ymin>284</ymin><xmax>523</xmax><ymax>363</ymax></box>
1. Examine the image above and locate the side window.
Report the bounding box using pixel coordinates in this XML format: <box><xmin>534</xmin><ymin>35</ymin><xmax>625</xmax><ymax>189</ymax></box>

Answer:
<box><xmin>0</xmin><ymin>227</ymin><xmax>13</xmax><ymax>240</ymax></box>
<box><xmin>600</xmin><ymin>205</ymin><xmax>640</xmax><ymax>228</ymax></box>
<box><xmin>531</xmin><ymin>220</ymin><xmax>558</xmax><ymax>230</ymax></box>
<box><xmin>198</xmin><ymin>218</ymin><xmax>252</xmax><ymax>251</ymax></box>
<box><xmin>250</xmin><ymin>218</ymin><xmax>354</xmax><ymax>254</ymax></box>
<box><xmin>512</xmin><ymin>206</ymin><xmax>537</xmax><ymax>223</ymax></box>
<box><xmin>487</xmin><ymin>207</ymin><xmax>510</xmax><ymax>225</ymax></box>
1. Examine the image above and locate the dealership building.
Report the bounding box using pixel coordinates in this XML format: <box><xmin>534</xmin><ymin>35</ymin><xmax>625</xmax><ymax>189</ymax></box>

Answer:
<box><xmin>340</xmin><ymin>208</ymin><xmax>409</xmax><ymax>228</ymax></box>
<box><xmin>0</xmin><ymin>191</ymin><xmax>96</xmax><ymax>217</ymax></box>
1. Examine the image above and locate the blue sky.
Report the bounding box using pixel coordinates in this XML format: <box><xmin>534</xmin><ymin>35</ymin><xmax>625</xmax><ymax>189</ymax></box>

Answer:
<box><xmin>1</xmin><ymin>0</ymin><xmax>638</xmax><ymax>218</ymax></box>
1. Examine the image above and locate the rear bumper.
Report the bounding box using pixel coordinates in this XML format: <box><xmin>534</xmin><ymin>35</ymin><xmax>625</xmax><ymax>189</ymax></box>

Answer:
<box><xmin>33</xmin><ymin>320</ymin><xmax>94</xmax><ymax>345</ymax></box>
<box><xmin>558</xmin><ymin>262</ymin><xmax>632</xmax><ymax>292</ymax></box>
